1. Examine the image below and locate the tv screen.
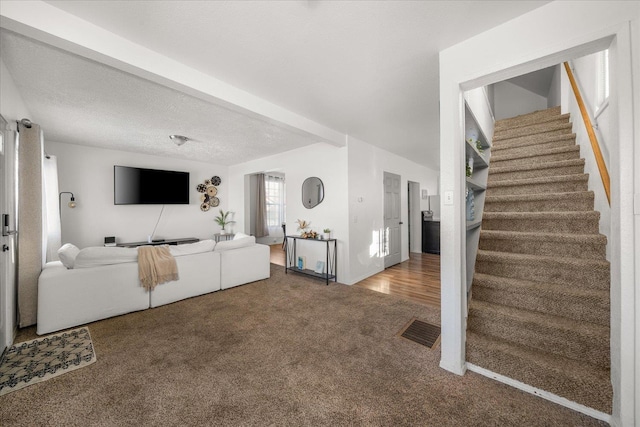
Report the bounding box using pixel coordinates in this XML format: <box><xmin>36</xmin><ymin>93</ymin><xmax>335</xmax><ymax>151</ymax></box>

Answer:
<box><xmin>114</xmin><ymin>166</ymin><xmax>190</xmax><ymax>205</ymax></box>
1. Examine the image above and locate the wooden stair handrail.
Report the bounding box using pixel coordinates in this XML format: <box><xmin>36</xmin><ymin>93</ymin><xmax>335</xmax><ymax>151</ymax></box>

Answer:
<box><xmin>564</xmin><ymin>62</ymin><xmax>611</xmax><ymax>205</ymax></box>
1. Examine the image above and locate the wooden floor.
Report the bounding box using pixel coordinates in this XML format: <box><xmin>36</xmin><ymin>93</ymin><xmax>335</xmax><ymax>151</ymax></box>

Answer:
<box><xmin>270</xmin><ymin>245</ymin><xmax>440</xmax><ymax>308</ymax></box>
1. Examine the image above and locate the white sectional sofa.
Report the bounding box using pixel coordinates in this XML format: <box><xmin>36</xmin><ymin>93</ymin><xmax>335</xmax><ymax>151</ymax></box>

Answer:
<box><xmin>37</xmin><ymin>236</ymin><xmax>270</xmax><ymax>335</ymax></box>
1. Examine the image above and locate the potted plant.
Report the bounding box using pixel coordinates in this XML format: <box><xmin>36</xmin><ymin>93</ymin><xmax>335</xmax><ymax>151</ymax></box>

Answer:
<box><xmin>323</xmin><ymin>228</ymin><xmax>331</xmax><ymax>240</ymax></box>
<box><xmin>214</xmin><ymin>209</ymin><xmax>235</xmax><ymax>234</ymax></box>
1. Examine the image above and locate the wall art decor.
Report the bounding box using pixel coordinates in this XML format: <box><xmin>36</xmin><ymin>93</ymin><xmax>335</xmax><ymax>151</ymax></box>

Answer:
<box><xmin>197</xmin><ymin>175</ymin><xmax>222</xmax><ymax>212</ymax></box>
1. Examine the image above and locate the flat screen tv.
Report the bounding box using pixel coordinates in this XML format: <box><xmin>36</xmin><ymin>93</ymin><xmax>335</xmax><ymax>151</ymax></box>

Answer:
<box><xmin>114</xmin><ymin>165</ymin><xmax>190</xmax><ymax>205</ymax></box>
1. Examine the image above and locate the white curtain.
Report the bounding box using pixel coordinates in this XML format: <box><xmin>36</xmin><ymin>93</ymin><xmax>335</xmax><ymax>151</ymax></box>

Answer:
<box><xmin>42</xmin><ymin>155</ymin><xmax>61</xmax><ymax>262</ymax></box>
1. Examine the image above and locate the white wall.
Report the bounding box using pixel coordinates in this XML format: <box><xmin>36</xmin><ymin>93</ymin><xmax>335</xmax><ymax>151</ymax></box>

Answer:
<box><xmin>229</xmin><ymin>143</ymin><xmax>350</xmax><ymax>282</ymax></box>
<box><xmin>561</xmin><ymin>60</ymin><xmax>611</xmax><ymax>259</ymax></box>
<box><xmin>493</xmin><ymin>81</ymin><xmax>548</xmax><ymax>120</ymax></box>
<box><xmin>0</xmin><ymin>57</ymin><xmax>30</xmax><ymax>349</ymax></box>
<box><xmin>439</xmin><ymin>2</ymin><xmax>639</xmax><ymax>425</ymax></box>
<box><xmin>547</xmin><ymin>64</ymin><xmax>562</xmax><ymax>108</ymax></box>
<box><xmin>45</xmin><ymin>141</ymin><xmax>228</xmax><ymax>249</ymax></box>
<box><xmin>347</xmin><ymin>136</ymin><xmax>439</xmax><ymax>284</ymax></box>
<box><xmin>229</xmin><ymin>138</ymin><xmax>438</xmax><ymax>285</ymax></box>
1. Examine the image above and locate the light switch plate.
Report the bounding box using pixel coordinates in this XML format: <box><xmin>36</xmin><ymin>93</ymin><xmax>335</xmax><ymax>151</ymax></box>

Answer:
<box><xmin>444</xmin><ymin>191</ymin><xmax>454</xmax><ymax>205</ymax></box>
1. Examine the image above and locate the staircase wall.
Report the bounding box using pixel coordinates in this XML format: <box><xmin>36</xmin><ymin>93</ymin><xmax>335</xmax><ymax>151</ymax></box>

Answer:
<box><xmin>493</xmin><ymin>81</ymin><xmax>548</xmax><ymax>120</ymax></box>
<box><xmin>561</xmin><ymin>62</ymin><xmax>611</xmax><ymax>260</ymax></box>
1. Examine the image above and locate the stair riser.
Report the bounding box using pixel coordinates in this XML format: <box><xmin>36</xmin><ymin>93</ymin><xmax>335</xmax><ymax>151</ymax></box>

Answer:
<box><xmin>475</xmin><ymin>258</ymin><xmax>610</xmax><ymax>290</ymax></box>
<box><xmin>484</xmin><ymin>196</ymin><xmax>594</xmax><ymax>212</ymax></box>
<box><xmin>494</xmin><ymin>122</ymin><xmax>572</xmax><ymax>141</ymax></box>
<box><xmin>478</xmin><ymin>238</ymin><xmax>605</xmax><ymax>259</ymax></box>
<box><xmin>472</xmin><ymin>285</ymin><xmax>609</xmax><ymax>326</ymax></box>
<box><xmin>493</xmin><ymin>128</ymin><xmax>575</xmax><ymax>148</ymax></box>
<box><xmin>494</xmin><ymin>126</ymin><xmax>573</xmax><ymax>144</ymax></box>
<box><xmin>487</xmin><ymin>180</ymin><xmax>588</xmax><ymax>196</ymax></box>
<box><xmin>482</xmin><ymin>216</ymin><xmax>599</xmax><ymax>233</ymax></box>
<box><xmin>491</xmin><ymin>150</ymin><xmax>580</xmax><ymax>167</ymax></box>
<box><xmin>494</xmin><ymin>107</ymin><xmax>562</xmax><ymax>130</ymax></box>
<box><xmin>492</xmin><ymin>140</ymin><xmax>575</xmax><ymax>158</ymax></box>
<box><xmin>465</xmin><ymin>337</ymin><xmax>612</xmax><ymax>413</ymax></box>
<box><xmin>467</xmin><ymin>308</ymin><xmax>610</xmax><ymax>369</ymax></box>
<box><xmin>488</xmin><ymin>164</ymin><xmax>585</xmax><ymax>183</ymax></box>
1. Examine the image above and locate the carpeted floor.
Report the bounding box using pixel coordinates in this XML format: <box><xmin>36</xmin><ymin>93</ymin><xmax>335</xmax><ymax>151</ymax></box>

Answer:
<box><xmin>0</xmin><ymin>265</ymin><xmax>605</xmax><ymax>426</ymax></box>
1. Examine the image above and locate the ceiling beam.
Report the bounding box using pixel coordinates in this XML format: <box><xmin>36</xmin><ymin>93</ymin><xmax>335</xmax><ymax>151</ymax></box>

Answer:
<box><xmin>0</xmin><ymin>0</ymin><xmax>346</xmax><ymax>147</ymax></box>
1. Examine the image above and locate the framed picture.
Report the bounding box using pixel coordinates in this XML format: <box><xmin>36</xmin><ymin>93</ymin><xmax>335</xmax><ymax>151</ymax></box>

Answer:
<box><xmin>297</xmin><ymin>255</ymin><xmax>306</xmax><ymax>270</ymax></box>
<box><xmin>314</xmin><ymin>261</ymin><xmax>325</xmax><ymax>274</ymax></box>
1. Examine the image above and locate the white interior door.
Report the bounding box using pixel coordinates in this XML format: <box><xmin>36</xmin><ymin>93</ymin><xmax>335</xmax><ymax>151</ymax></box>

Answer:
<box><xmin>384</xmin><ymin>171</ymin><xmax>402</xmax><ymax>268</ymax></box>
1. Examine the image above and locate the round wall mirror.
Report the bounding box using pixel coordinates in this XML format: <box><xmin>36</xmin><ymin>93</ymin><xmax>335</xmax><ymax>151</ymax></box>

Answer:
<box><xmin>302</xmin><ymin>177</ymin><xmax>324</xmax><ymax>209</ymax></box>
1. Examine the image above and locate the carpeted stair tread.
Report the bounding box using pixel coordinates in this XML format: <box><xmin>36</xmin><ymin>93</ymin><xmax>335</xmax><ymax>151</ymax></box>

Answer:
<box><xmin>491</xmin><ymin>133</ymin><xmax>576</xmax><ymax>152</ymax></box>
<box><xmin>487</xmin><ymin>174</ymin><xmax>588</xmax><ymax>188</ymax></box>
<box><xmin>472</xmin><ymin>273</ymin><xmax>609</xmax><ymax>326</ymax></box>
<box><xmin>493</xmin><ymin>106</ymin><xmax>561</xmax><ymax>130</ymax></box>
<box><xmin>490</xmin><ymin>137</ymin><xmax>575</xmax><ymax>158</ymax></box>
<box><xmin>478</xmin><ymin>229</ymin><xmax>606</xmax><ymax>259</ymax></box>
<box><xmin>466</xmin><ymin>331</ymin><xmax>612</xmax><ymax>414</ymax></box>
<box><xmin>476</xmin><ymin>249</ymin><xmax>609</xmax><ymax>269</ymax></box>
<box><xmin>488</xmin><ymin>158</ymin><xmax>585</xmax><ymax>182</ymax></box>
<box><xmin>491</xmin><ymin>131</ymin><xmax>577</xmax><ymax>151</ymax></box>
<box><xmin>481</xmin><ymin>211</ymin><xmax>600</xmax><ymax>234</ymax></box>
<box><xmin>484</xmin><ymin>191</ymin><xmax>594</xmax><ymax>212</ymax></box>
<box><xmin>490</xmin><ymin>145</ymin><xmax>580</xmax><ymax>164</ymax></box>
<box><xmin>468</xmin><ymin>299</ymin><xmax>609</xmax><ymax>368</ymax></box>
<box><xmin>485</xmin><ymin>174</ymin><xmax>589</xmax><ymax>196</ymax></box>
<box><xmin>493</xmin><ymin>120</ymin><xmax>572</xmax><ymax>142</ymax></box>
<box><xmin>494</xmin><ymin>112</ymin><xmax>570</xmax><ymax>133</ymax></box>
<box><xmin>475</xmin><ymin>249</ymin><xmax>610</xmax><ymax>290</ymax></box>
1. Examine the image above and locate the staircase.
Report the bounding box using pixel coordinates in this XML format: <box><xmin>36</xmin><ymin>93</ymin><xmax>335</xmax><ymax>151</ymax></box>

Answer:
<box><xmin>466</xmin><ymin>106</ymin><xmax>612</xmax><ymax>413</ymax></box>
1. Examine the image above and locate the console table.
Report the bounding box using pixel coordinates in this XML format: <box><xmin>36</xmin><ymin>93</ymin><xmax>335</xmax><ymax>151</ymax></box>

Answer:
<box><xmin>284</xmin><ymin>235</ymin><xmax>337</xmax><ymax>285</ymax></box>
<box><xmin>116</xmin><ymin>237</ymin><xmax>199</xmax><ymax>248</ymax></box>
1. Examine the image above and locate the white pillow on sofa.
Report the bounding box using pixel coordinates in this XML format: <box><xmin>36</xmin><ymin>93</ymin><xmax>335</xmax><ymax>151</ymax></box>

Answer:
<box><xmin>214</xmin><ymin>236</ymin><xmax>255</xmax><ymax>252</ymax></box>
<box><xmin>233</xmin><ymin>232</ymin><xmax>249</xmax><ymax>240</ymax></box>
<box><xmin>58</xmin><ymin>243</ymin><xmax>80</xmax><ymax>269</ymax></box>
<box><xmin>74</xmin><ymin>246</ymin><xmax>138</xmax><ymax>269</ymax></box>
<box><xmin>169</xmin><ymin>239</ymin><xmax>215</xmax><ymax>257</ymax></box>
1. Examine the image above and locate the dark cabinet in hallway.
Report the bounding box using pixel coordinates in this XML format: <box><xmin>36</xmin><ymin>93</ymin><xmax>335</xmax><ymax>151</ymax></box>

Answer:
<box><xmin>422</xmin><ymin>220</ymin><xmax>440</xmax><ymax>254</ymax></box>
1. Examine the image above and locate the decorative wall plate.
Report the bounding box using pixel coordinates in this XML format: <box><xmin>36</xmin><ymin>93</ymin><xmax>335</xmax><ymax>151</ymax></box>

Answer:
<box><xmin>196</xmin><ymin>183</ymin><xmax>207</xmax><ymax>193</ymax></box>
<box><xmin>209</xmin><ymin>197</ymin><xmax>220</xmax><ymax>207</ymax></box>
<box><xmin>211</xmin><ymin>176</ymin><xmax>221</xmax><ymax>186</ymax></box>
<box><xmin>206</xmin><ymin>186</ymin><xmax>218</xmax><ymax>197</ymax></box>
<box><xmin>200</xmin><ymin>202</ymin><xmax>210</xmax><ymax>211</ymax></box>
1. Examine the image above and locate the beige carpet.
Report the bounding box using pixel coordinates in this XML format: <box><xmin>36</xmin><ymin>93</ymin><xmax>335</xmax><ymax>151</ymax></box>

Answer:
<box><xmin>1</xmin><ymin>265</ymin><xmax>604</xmax><ymax>426</ymax></box>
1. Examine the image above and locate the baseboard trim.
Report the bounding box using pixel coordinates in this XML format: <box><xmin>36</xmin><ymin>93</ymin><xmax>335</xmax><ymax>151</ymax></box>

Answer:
<box><xmin>466</xmin><ymin>363</ymin><xmax>611</xmax><ymax>424</ymax></box>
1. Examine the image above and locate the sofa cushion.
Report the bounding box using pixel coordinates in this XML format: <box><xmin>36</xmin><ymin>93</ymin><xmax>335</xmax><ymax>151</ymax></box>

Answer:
<box><xmin>74</xmin><ymin>246</ymin><xmax>138</xmax><ymax>269</ymax></box>
<box><xmin>214</xmin><ymin>236</ymin><xmax>255</xmax><ymax>252</ymax></box>
<box><xmin>169</xmin><ymin>239</ymin><xmax>215</xmax><ymax>257</ymax></box>
<box><xmin>233</xmin><ymin>232</ymin><xmax>249</xmax><ymax>240</ymax></box>
<box><xmin>58</xmin><ymin>243</ymin><xmax>80</xmax><ymax>269</ymax></box>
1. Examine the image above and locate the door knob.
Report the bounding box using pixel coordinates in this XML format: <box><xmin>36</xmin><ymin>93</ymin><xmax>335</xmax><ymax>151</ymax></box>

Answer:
<box><xmin>2</xmin><ymin>244</ymin><xmax>9</xmax><ymax>252</ymax></box>
<box><xmin>399</xmin><ymin>222</ymin><xmax>404</xmax><ymax>225</ymax></box>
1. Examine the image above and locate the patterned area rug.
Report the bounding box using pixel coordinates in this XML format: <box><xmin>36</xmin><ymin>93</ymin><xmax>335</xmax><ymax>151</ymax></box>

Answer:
<box><xmin>0</xmin><ymin>327</ymin><xmax>96</xmax><ymax>396</ymax></box>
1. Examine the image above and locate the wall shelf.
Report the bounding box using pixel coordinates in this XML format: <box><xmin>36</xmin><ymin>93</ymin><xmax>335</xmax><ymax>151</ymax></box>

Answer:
<box><xmin>465</xmin><ymin>177</ymin><xmax>486</xmax><ymax>191</ymax></box>
<box><xmin>464</xmin><ymin>99</ymin><xmax>492</xmax><ymax>292</ymax></box>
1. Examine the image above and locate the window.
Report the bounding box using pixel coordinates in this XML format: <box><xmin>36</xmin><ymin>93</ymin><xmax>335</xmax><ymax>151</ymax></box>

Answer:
<box><xmin>596</xmin><ymin>49</ymin><xmax>609</xmax><ymax>112</ymax></box>
<box><xmin>265</xmin><ymin>174</ymin><xmax>285</xmax><ymax>228</ymax></box>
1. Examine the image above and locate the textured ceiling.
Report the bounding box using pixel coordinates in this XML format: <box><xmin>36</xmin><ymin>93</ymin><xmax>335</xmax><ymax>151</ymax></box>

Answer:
<box><xmin>1</xmin><ymin>30</ymin><xmax>325</xmax><ymax>165</ymax></box>
<box><xmin>3</xmin><ymin>1</ymin><xmax>550</xmax><ymax>168</ymax></box>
